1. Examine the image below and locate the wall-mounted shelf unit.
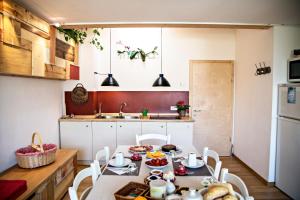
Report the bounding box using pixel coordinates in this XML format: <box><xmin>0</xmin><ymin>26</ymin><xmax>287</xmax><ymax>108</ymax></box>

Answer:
<box><xmin>0</xmin><ymin>0</ymin><xmax>79</xmax><ymax>81</ymax></box>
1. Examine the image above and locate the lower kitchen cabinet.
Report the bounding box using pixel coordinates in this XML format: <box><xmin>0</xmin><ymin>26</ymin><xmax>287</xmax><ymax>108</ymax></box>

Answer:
<box><xmin>60</xmin><ymin>122</ymin><xmax>92</xmax><ymax>161</ymax></box>
<box><xmin>59</xmin><ymin>120</ymin><xmax>194</xmax><ymax>162</ymax></box>
<box><xmin>92</xmin><ymin>122</ymin><xmax>116</xmax><ymax>158</ymax></box>
<box><xmin>142</xmin><ymin>122</ymin><xmax>167</xmax><ymax>145</ymax></box>
<box><xmin>167</xmin><ymin>122</ymin><xmax>193</xmax><ymax>147</ymax></box>
<box><xmin>117</xmin><ymin>122</ymin><xmax>142</xmax><ymax>145</ymax></box>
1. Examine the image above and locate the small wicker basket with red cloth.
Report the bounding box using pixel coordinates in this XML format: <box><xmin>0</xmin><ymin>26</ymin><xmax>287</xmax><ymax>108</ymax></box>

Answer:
<box><xmin>15</xmin><ymin>132</ymin><xmax>57</xmax><ymax>168</ymax></box>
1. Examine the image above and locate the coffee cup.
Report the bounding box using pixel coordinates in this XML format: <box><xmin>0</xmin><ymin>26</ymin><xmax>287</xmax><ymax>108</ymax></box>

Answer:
<box><xmin>131</xmin><ymin>153</ymin><xmax>141</xmax><ymax>161</ymax></box>
<box><xmin>150</xmin><ymin>179</ymin><xmax>167</xmax><ymax>198</ymax></box>
<box><xmin>188</xmin><ymin>152</ymin><xmax>197</xmax><ymax>167</ymax></box>
<box><xmin>177</xmin><ymin>164</ymin><xmax>186</xmax><ymax>173</ymax></box>
<box><xmin>115</xmin><ymin>152</ymin><xmax>124</xmax><ymax>166</ymax></box>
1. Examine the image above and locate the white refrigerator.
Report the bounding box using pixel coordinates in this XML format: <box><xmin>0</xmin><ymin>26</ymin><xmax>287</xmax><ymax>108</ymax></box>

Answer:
<box><xmin>276</xmin><ymin>84</ymin><xmax>300</xmax><ymax>199</ymax></box>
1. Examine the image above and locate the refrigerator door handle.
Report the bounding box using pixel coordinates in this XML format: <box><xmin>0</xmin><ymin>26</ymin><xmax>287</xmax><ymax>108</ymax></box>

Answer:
<box><xmin>278</xmin><ymin>116</ymin><xmax>300</xmax><ymax>124</ymax></box>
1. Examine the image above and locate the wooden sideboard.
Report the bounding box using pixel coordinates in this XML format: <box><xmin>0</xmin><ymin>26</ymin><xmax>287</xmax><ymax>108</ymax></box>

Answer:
<box><xmin>0</xmin><ymin>149</ymin><xmax>77</xmax><ymax>200</ymax></box>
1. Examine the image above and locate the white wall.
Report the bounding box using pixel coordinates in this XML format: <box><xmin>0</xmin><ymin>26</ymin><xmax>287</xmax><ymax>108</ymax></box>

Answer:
<box><xmin>233</xmin><ymin>28</ymin><xmax>273</xmax><ymax>181</ymax></box>
<box><xmin>269</xmin><ymin>26</ymin><xmax>300</xmax><ymax>181</ymax></box>
<box><xmin>63</xmin><ymin>28</ymin><xmax>236</xmax><ymax>91</ymax></box>
<box><xmin>0</xmin><ymin>76</ymin><xmax>63</xmax><ymax>172</ymax></box>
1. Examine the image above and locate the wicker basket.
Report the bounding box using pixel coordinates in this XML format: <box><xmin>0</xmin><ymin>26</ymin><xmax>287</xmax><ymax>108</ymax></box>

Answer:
<box><xmin>15</xmin><ymin>132</ymin><xmax>57</xmax><ymax>168</ymax></box>
<box><xmin>71</xmin><ymin>83</ymin><xmax>88</xmax><ymax>104</ymax></box>
<box><xmin>114</xmin><ymin>182</ymin><xmax>149</xmax><ymax>200</ymax></box>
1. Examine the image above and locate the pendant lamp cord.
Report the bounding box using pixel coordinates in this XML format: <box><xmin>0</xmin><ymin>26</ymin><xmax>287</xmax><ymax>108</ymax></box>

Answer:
<box><xmin>109</xmin><ymin>28</ymin><xmax>112</xmax><ymax>74</ymax></box>
<box><xmin>160</xmin><ymin>27</ymin><xmax>163</xmax><ymax>74</ymax></box>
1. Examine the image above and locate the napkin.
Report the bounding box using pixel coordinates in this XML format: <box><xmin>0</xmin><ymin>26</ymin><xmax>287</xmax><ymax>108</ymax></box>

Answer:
<box><xmin>106</xmin><ymin>167</ymin><xmax>137</xmax><ymax>175</ymax></box>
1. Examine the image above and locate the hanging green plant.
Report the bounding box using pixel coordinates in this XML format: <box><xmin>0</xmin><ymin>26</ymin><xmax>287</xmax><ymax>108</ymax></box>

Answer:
<box><xmin>56</xmin><ymin>27</ymin><xmax>104</xmax><ymax>51</ymax></box>
<box><xmin>116</xmin><ymin>41</ymin><xmax>158</xmax><ymax>62</ymax></box>
<box><xmin>90</xmin><ymin>29</ymin><xmax>103</xmax><ymax>50</ymax></box>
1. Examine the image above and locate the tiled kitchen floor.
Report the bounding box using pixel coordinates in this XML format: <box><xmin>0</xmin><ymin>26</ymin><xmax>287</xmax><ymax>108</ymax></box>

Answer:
<box><xmin>62</xmin><ymin>156</ymin><xmax>291</xmax><ymax>200</ymax></box>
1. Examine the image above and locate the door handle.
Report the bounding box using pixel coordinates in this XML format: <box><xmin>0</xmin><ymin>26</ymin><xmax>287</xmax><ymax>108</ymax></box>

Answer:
<box><xmin>193</xmin><ymin>109</ymin><xmax>202</xmax><ymax>112</ymax></box>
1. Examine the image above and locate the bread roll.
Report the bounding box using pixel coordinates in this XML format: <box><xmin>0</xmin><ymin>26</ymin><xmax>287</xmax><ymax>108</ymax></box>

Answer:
<box><xmin>223</xmin><ymin>194</ymin><xmax>238</xmax><ymax>200</ymax></box>
<box><xmin>203</xmin><ymin>186</ymin><xmax>229</xmax><ymax>200</ymax></box>
<box><xmin>209</xmin><ymin>183</ymin><xmax>235</xmax><ymax>196</ymax></box>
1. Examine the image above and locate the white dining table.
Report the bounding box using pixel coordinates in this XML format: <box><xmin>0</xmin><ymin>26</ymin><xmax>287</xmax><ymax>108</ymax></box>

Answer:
<box><xmin>86</xmin><ymin>145</ymin><xmax>213</xmax><ymax>200</ymax></box>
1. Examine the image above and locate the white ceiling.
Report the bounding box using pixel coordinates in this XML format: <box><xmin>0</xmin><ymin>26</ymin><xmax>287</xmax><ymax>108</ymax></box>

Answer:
<box><xmin>17</xmin><ymin>0</ymin><xmax>300</xmax><ymax>25</ymax></box>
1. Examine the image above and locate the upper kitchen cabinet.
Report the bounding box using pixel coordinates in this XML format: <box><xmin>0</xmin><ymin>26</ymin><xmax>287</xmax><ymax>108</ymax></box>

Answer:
<box><xmin>92</xmin><ymin>122</ymin><xmax>117</xmax><ymax>158</ymax></box>
<box><xmin>117</xmin><ymin>122</ymin><xmax>142</xmax><ymax>145</ymax></box>
<box><xmin>0</xmin><ymin>0</ymin><xmax>79</xmax><ymax>80</ymax></box>
<box><xmin>60</xmin><ymin>121</ymin><xmax>93</xmax><ymax>162</ymax></box>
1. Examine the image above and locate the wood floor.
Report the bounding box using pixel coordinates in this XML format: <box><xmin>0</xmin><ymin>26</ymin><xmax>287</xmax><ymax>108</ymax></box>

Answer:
<box><xmin>62</xmin><ymin>156</ymin><xmax>291</xmax><ymax>200</ymax></box>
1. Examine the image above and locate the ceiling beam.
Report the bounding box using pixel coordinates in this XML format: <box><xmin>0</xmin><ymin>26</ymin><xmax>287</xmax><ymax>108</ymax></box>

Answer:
<box><xmin>61</xmin><ymin>23</ymin><xmax>272</xmax><ymax>29</ymax></box>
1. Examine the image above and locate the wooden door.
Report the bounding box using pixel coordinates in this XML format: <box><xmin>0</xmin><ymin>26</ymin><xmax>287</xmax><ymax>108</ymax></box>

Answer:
<box><xmin>190</xmin><ymin>60</ymin><xmax>233</xmax><ymax>156</ymax></box>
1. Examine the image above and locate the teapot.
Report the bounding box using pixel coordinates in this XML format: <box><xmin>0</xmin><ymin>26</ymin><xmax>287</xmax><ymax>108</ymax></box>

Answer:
<box><xmin>181</xmin><ymin>188</ymin><xmax>203</xmax><ymax>200</ymax></box>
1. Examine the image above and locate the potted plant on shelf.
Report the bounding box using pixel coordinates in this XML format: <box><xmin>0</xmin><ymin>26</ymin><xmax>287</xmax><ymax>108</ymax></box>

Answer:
<box><xmin>176</xmin><ymin>101</ymin><xmax>190</xmax><ymax>119</ymax></box>
<box><xmin>141</xmin><ymin>108</ymin><xmax>149</xmax><ymax>119</ymax></box>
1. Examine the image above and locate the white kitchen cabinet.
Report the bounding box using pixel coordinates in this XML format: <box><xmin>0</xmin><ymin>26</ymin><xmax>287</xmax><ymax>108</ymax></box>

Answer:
<box><xmin>141</xmin><ymin>122</ymin><xmax>167</xmax><ymax>145</ymax></box>
<box><xmin>117</xmin><ymin>122</ymin><xmax>142</xmax><ymax>145</ymax></box>
<box><xmin>92</xmin><ymin>122</ymin><xmax>117</xmax><ymax>158</ymax></box>
<box><xmin>60</xmin><ymin>122</ymin><xmax>93</xmax><ymax>161</ymax></box>
<box><xmin>167</xmin><ymin>122</ymin><xmax>193</xmax><ymax>147</ymax></box>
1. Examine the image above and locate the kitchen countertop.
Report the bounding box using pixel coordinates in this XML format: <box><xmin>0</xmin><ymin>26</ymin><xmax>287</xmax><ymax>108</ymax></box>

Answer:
<box><xmin>59</xmin><ymin>114</ymin><xmax>194</xmax><ymax>122</ymax></box>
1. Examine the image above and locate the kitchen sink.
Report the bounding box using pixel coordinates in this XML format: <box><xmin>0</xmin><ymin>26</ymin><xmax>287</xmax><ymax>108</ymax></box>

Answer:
<box><xmin>95</xmin><ymin>115</ymin><xmax>139</xmax><ymax>119</ymax></box>
<box><xmin>123</xmin><ymin>115</ymin><xmax>139</xmax><ymax>119</ymax></box>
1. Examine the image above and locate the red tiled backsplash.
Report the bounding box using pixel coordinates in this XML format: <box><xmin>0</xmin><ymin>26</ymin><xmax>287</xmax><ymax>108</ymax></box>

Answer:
<box><xmin>65</xmin><ymin>91</ymin><xmax>189</xmax><ymax>115</ymax></box>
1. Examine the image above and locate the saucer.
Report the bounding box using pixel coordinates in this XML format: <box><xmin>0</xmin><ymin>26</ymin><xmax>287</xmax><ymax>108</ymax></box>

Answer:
<box><xmin>174</xmin><ymin>169</ymin><xmax>187</xmax><ymax>176</ymax></box>
<box><xmin>108</xmin><ymin>158</ymin><xmax>132</xmax><ymax>167</ymax></box>
<box><xmin>181</xmin><ymin>159</ymin><xmax>204</xmax><ymax>169</ymax></box>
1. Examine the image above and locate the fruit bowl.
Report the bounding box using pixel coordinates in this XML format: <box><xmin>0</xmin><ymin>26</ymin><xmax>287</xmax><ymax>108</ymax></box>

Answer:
<box><xmin>145</xmin><ymin>158</ymin><xmax>168</xmax><ymax>169</ymax></box>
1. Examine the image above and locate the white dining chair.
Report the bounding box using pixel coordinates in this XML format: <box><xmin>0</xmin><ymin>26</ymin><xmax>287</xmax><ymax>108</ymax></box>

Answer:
<box><xmin>95</xmin><ymin>146</ymin><xmax>110</xmax><ymax>165</ymax></box>
<box><xmin>93</xmin><ymin>146</ymin><xmax>110</xmax><ymax>181</ymax></box>
<box><xmin>220</xmin><ymin>168</ymin><xmax>254</xmax><ymax>200</ymax></box>
<box><xmin>202</xmin><ymin>147</ymin><xmax>222</xmax><ymax>179</ymax></box>
<box><xmin>136</xmin><ymin>134</ymin><xmax>171</xmax><ymax>145</ymax></box>
<box><xmin>68</xmin><ymin>163</ymin><xmax>98</xmax><ymax>200</ymax></box>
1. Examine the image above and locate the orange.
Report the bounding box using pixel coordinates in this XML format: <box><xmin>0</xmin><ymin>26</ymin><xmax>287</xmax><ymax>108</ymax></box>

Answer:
<box><xmin>134</xmin><ymin>196</ymin><xmax>147</xmax><ymax>200</ymax></box>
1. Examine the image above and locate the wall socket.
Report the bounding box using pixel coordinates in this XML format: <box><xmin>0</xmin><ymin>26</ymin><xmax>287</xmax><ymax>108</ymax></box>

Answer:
<box><xmin>170</xmin><ymin>106</ymin><xmax>177</xmax><ymax>111</ymax></box>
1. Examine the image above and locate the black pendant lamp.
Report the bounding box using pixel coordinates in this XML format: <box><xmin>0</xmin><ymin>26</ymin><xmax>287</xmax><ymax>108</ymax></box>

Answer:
<box><xmin>153</xmin><ymin>28</ymin><xmax>170</xmax><ymax>87</ymax></box>
<box><xmin>96</xmin><ymin>28</ymin><xmax>119</xmax><ymax>87</ymax></box>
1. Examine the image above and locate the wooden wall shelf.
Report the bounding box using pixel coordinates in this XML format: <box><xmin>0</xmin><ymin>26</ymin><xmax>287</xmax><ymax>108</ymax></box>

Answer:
<box><xmin>0</xmin><ymin>0</ymin><xmax>78</xmax><ymax>81</ymax></box>
<box><xmin>0</xmin><ymin>72</ymin><xmax>67</xmax><ymax>81</ymax></box>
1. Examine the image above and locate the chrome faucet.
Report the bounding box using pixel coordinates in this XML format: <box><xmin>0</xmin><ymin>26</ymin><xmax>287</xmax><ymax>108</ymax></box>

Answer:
<box><xmin>119</xmin><ymin>102</ymin><xmax>127</xmax><ymax>117</ymax></box>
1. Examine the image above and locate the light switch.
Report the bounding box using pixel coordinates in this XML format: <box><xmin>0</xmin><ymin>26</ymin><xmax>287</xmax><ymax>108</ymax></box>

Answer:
<box><xmin>170</xmin><ymin>106</ymin><xmax>177</xmax><ymax>111</ymax></box>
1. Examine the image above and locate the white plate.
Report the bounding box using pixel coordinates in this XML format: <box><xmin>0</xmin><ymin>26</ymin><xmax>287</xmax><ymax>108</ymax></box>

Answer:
<box><xmin>108</xmin><ymin>158</ymin><xmax>132</xmax><ymax>167</ymax></box>
<box><xmin>198</xmin><ymin>188</ymin><xmax>244</xmax><ymax>200</ymax></box>
<box><xmin>181</xmin><ymin>159</ymin><xmax>204</xmax><ymax>168</ymax></box>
